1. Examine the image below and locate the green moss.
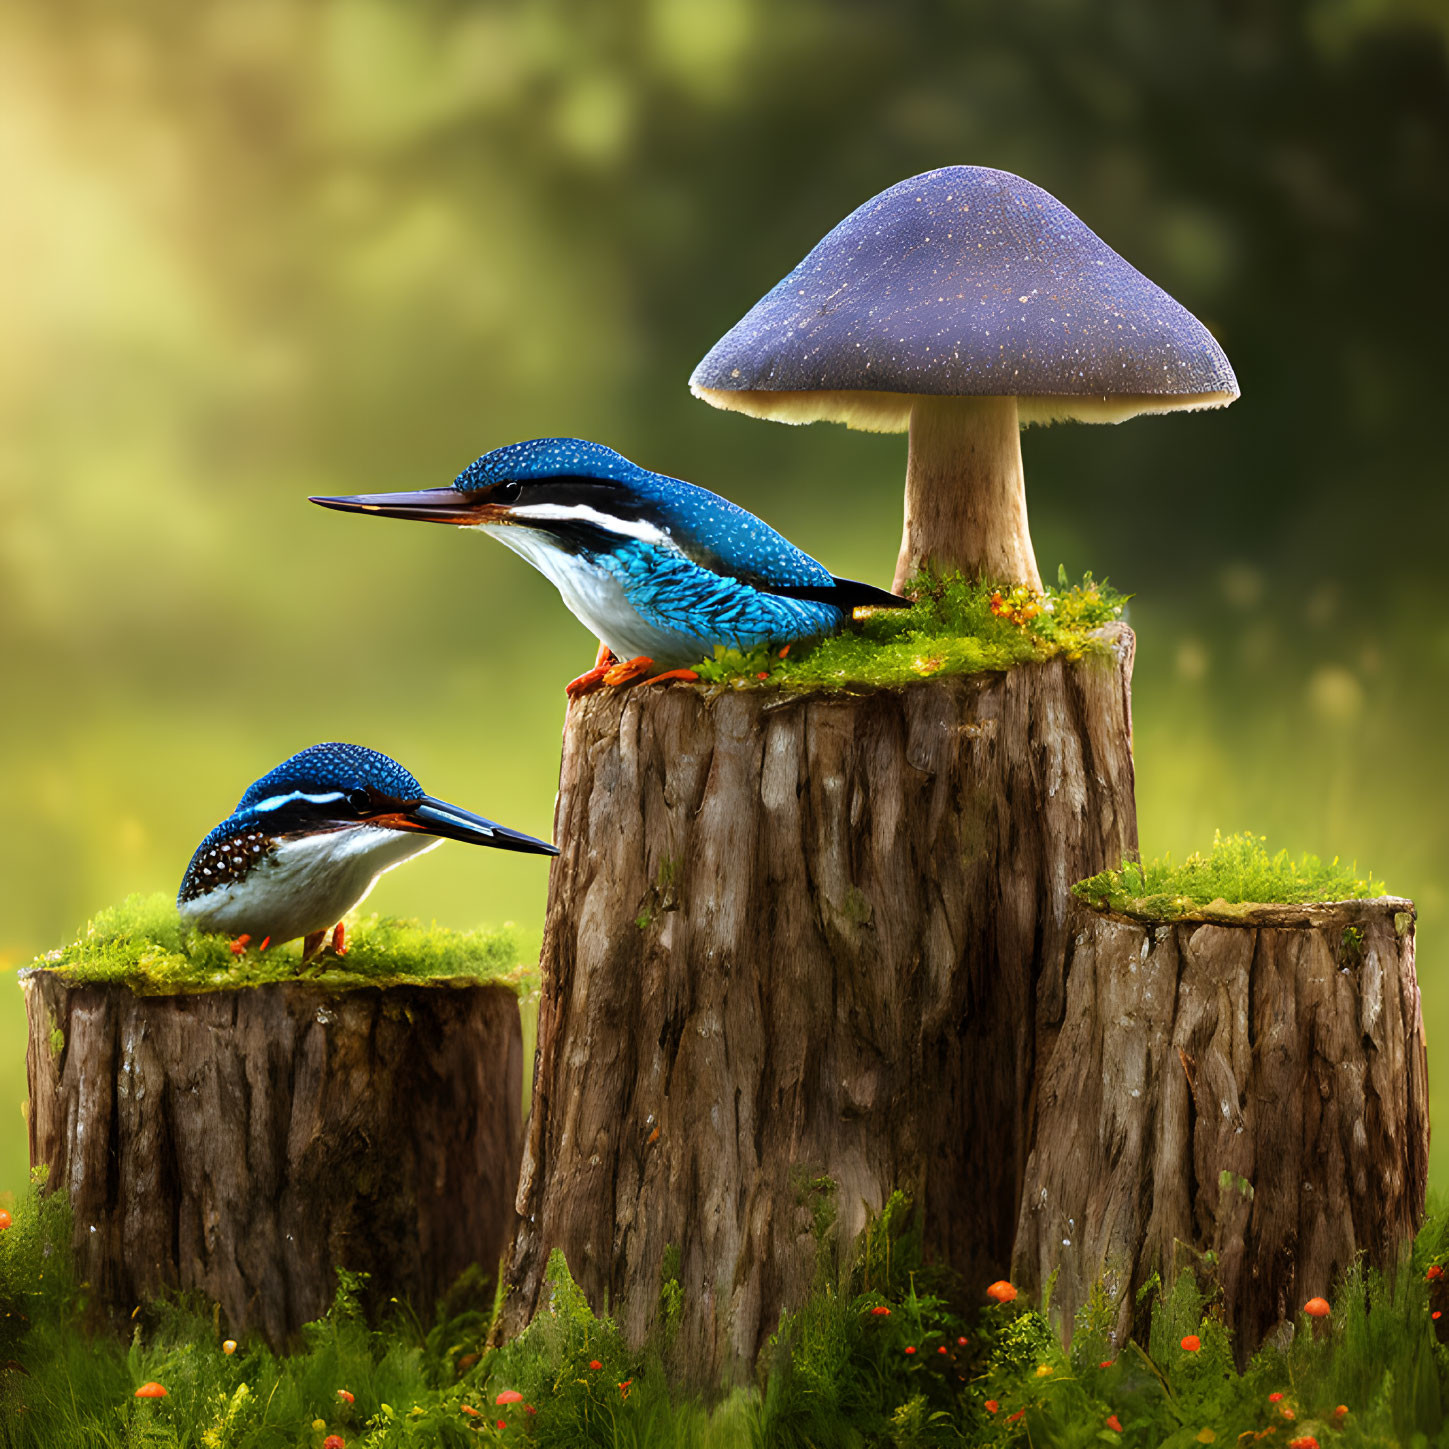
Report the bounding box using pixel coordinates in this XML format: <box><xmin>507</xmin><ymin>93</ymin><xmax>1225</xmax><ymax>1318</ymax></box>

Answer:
<box><xmin>690</xmin><ymin>568</ymin><xmax>1127</xmax><ymax>691</ymax></box>
<box><xmin>1074</xmin><ymin>831</ymin><xmax>1388</xmax><ymax>921</ymax></box>
<box><xmin>26</xmin><ymin>892</ymin><xmax>535</xmax><ymax>997</ymax></box>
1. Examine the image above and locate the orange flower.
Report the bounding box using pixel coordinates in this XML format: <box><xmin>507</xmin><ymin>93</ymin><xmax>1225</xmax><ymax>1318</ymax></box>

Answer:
<box><xmin>1287</xmin><ymin>1438</ymin><xmax>1317</xmax><ymax>1449</ymax></box>
<box><xmin>588</xmin><ymin>1360</ymin><xmax>602</xmax><ymax>1370</ymax></box>
<box><xmin>937</xmin><ymin>1346</ymin><xmax>948</xmax><ymax>1355</ymax></box>
<box><xmin>619</xmin><ymin>1379</ymin><xmax>633</xmax><ymax>1399</ymax></box>
<box><xmin>870</xmin><ymin>1305</ymin><xmax>890</xmax><ymax>1317</ymax></box>
<box><xmin>1180</xmin><ymin>1335</ymin><xmax>1201</xmax><ymax>1352</ymax></box>
<box><xmin>495</xmin><ymin>1389</ymin><xmax>524</xmax><ymax>1405</ymax></box>
<box><xmin>1332</xmin><ymin>1406</ymin><xmax>1348</xmax><ymax>1421</ymax></box>
<box><xmin>323</xmin><ymin>1438</ymin><xmax>345</xmax><ymax>1449</ymax></box>
<box><xmin>1434</xmin><ymin>1310</ymin><xmax>1442</xmax><ymax>1321</ymax></box>
<box><xmin>134</xmin><ymin>1382</ymin><xmax>167</xmax><ymax>1399</ymax></box>
<box><xmin>1429</xmin><ymin>1265</ymin><xmax>1444</xmax><ymax>1281</ymax></box>
<box><xmin>1106</xmin><ymin>1414</ymin><xmax>1123</xmax><ymax>1432</ymax></box>
<box><xmin>1268</xmin><ymin>1393</ymin><xmax>1283</xmax><ymax>1403</ymax></box>
<box><xmin>461</xmin><ymin>1406</ymin><xmax>480</xmax><ymax>1418</ymax></box>
<box><xmin>984</xmin><ymin>1400</ymin><xmax>999</xmax><ymax>1414</ymax></box>
<box><xmin>496</xmin><ymin>1421</ymin><xmax>506</xmax><ymax>1431</ymax></box>
<box><xmin>337</xmin><ymin>1390</ymin><xmax>354</xmax><ymax>1404</ymax></box>
<box><xmin>904</xmin><ymin>1346</ymin><xmax>916</xmax><ymax>1356</ymax></box>
<box><xmin>1008</xmin><ymin>1409</ymin><xmax>1025</xmax><ymax>1423</ymax></box>
<box><xmin>1303</xmin><ymin>1297</ymin><xmax>1330</xmax><ymax>1318</ymax></box>
<box><xmin>986</xmin><ymin>1280</ymin><xmax>1017</xmax><ymax>1304</ymax></box>
<box><xmin>1281</xmin><ymin>1407</ymin><xmax>1296</xmax><ymax>1420</ymax></box>
<box><xmin>1099</xmin><ymin>1360</ymin><xmax>1114</xmax><ymax>1369</ymax></box>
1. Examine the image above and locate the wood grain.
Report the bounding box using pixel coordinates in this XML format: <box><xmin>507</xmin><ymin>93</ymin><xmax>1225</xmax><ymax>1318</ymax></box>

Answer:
<box><xmin>499</xmin><ymin>628</ymin><xmax>1138</xmax><ymax>1381</ymax></box>
<box><xmin>1012</xmin><ymin>897</ymin><xmax>1427</xmax><ymax>1360</ymax></box>
<box><xmin>25</xmin><ymin>974</ymin><xmax>523</xmax><ymax>1347</ymax></box>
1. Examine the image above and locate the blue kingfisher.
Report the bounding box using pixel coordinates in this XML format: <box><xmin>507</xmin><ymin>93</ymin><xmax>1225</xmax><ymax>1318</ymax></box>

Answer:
<box><xmin>177</xmin><ymin>742</ymin><xmax>557</xmax><ymax>963</ymax></box>
<box><xmin>310</xmin><ymin>438</ymin><xmax>907</xmax><ymax>696</ymax></box>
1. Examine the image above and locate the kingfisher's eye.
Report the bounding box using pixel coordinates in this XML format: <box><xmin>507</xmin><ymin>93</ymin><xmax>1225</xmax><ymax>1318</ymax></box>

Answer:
<box><xmin>347</xmin><ymin>789</ymin><xmax>371</xmax><ymax>813</ymax></box>
<box><xmin>497</xmin><ymin>480</ymin><xmax>522</xmax><ymax>504</ymax></box>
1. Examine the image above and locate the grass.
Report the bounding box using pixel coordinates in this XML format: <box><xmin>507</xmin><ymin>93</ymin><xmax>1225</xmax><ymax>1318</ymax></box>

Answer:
<box><xmin>1073</xmin><ymin>831</ymin><xmax>1390</xmax><ymax>922</ymax></box>
<box><xmin>690</xmin><ymin>570</ymin><xmax>1127</xmax><ymax>691</ymax></box>
<box><xmin>24</xmin><ymin>893</ymin><xmax>535</xmax><ymax>997</ymax></box>
<box><xmin>3</xmin><ymin>1182</ymin><xmax>1449</xmax><ymax>1446</ymax></box>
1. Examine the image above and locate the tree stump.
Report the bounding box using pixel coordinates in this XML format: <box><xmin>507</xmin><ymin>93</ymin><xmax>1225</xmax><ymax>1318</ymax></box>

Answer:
<box><xmin>1012</xmin><ymin>897</ymin><xmax>1428</xmax><ymax>1359</ymax></box>
<box><xmin>24</xmin><ymin>973</ymin><xmax>523</xmax><ymax>1347</ymax></box>
<box><xmin>499</xmin><ymin>627</ymin><xmax>1138</xmax><ymax>1382</ymax></box>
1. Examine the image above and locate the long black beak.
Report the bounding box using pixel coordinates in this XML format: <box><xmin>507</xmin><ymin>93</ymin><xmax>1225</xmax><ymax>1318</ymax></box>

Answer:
<box><xmin>386</xmin><ymin>796</ymin><xmax>559</xmax><ymax>855</ymax></box>
<box><xmin>310</xmin><ymin>489</ymin><xmax>492</xmax><ymax>525</ymax></box>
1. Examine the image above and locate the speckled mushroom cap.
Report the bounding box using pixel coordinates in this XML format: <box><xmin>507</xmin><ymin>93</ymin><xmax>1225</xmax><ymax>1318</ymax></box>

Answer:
<box><xmin>690</xmin><ymin>166</ymin><xmax>1239</xmax><ymax>430</ymax></box>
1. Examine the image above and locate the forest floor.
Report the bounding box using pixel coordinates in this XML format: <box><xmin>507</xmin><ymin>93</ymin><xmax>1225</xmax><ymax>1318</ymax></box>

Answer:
<box><xmin>2</xmin><ymin>1184</ymin><xmax>1447</xmax><ymax>1448</ymax></box>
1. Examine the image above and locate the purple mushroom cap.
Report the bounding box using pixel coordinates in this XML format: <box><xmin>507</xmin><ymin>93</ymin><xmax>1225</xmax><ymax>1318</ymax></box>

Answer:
<box><xmin>691</xmin><ymin>166</ymin><xmax>1238</xmax><ymax>431</ymax></box>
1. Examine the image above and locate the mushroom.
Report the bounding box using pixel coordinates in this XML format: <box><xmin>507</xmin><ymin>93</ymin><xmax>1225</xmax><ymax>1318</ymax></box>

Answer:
<box><xmin>690</xmin><ymin>166</ymin><xmax>1238</xmax><ymax>593</ymax></box>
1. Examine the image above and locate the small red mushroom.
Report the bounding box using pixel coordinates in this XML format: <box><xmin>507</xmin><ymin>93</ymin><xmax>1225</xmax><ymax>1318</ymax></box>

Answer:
<box><xmin>1106</xmin><ymin>1414</ymin><xmax>1123</xmax><ymax>1432</ymax></box>
<box><xmin>1303</xmin><ymin>1297</ymin><xmax>1330</xmax><ymax>1319</ymax></box>
<box><xmin>323</xmin><ymin>1438</ymin><xmax>345</xmax><ymax>1449</ymax></box>
<box><xmin>1428</xmin><ymin>1265</ymin><xmax>1444</xmax><ymax>1281</ymax></box>
<box><xmin>1180</xmin><ymin>1335</ymin><xmax>1201</xmax><ymax>1352</ymax></box>
<box><xmin>984</xmin><ymin>1400</ymin><xmax>998</xmax><ymax>1414</ymax></box>
<box><xmin>1268</xmin><ymin>1393</ymin><xmax>1284</xmax><ymax>1403</ymax></box>
<box><xmin>1287</xmin><ymin>1438</ymin><xmax>1318</xmax><ymax>1449</ymax></box>
<box><xmin>495</xmin><ymin>1389</ymin><xmax>524</xmax><ymax>1406</ymax></box>
<box><xmin>986</xmin><ymin>1280</ymin><xmax>1017</xmax><ymax>1304</ymax></box>
<box><xmin>134</xmin><ymin>1382</ymin><xmax>168</xmax><ymax>1399</ymax></box>
<box><xmin>0</xmin><ymin>1211</ymin><xmax>11</xmax><ymax>1230</ymax></box>
<box><xmin>937</xmin><ymin>1346</ymin><xmax>948</xmax><ymax>1355</ymax></box>
<box><xmin>904</xmin><ymin>1346</ymin><xmax>916</xmax><ymax>1356</ymax></box>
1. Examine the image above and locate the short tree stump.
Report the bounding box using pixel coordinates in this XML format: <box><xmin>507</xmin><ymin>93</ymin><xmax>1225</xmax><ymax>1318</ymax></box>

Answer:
<box><xmin>1012</xmin><ymin>896</ymin><xmax>1428</xmax><ymax>1356</ymax></box>
<box><xmin>25</xmin><ymin>972</ymin><xmax>523</xmax><ymax>1347</ymax></box>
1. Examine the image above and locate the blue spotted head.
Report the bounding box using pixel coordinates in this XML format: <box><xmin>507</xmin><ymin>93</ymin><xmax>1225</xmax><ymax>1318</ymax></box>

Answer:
<box><xmin>178</xmin><ymin>742</ymin><xmax>556</xmax><ymax>944</ymax></box>
<box><xmin>309</xmin><ymin>438</ymin><xmax>712</xmax><ymax>560</ymax></box>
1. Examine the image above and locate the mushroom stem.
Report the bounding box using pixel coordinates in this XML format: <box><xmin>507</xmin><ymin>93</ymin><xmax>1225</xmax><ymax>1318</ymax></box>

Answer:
<box><xmin>893</xmin><ymin>395</ymin><xmax>1041</xmax><ymax>594</ymax></box>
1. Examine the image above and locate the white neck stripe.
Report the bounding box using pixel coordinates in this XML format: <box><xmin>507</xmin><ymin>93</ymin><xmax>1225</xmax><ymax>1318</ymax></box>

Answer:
<box><xmin>250</xmin><ymin>789</ymin><xmax>347</xmax><ymax>814</ymax></box>
<box><xmin>507</xmin><ymin>502</ymin><xmax>670</xmax><ymax>548</ymax></box>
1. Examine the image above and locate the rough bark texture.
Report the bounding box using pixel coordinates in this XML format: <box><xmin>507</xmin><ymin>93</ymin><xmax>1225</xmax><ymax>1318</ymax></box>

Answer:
<box><xmin>893</xmin><ymin>394</ymin><xmax>1042</xmax><ymax>593</ymax></box>
<box><xmin>499</xmin><ymin>627</ymin><xmax>1138</xmax><ymax>1382</ymax></box>
<box><xmin>24</xmin><ymin>973</ymin><xmax>523</xmax><ymax>1347</ymax></box>
<box><xmin>1013</xmin><ymin>898</ymin><xmax>1428</xmax><ymax>1361</ymax></box>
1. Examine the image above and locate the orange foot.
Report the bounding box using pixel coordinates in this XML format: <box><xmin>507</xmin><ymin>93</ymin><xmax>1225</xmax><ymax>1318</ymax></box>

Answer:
<box><xmin>643</xmin><ymin>668</ymin><xmax>699</xmax><ymax>686</ymax></box>
<box><xmin>602</xmin><ymin>655</ymin><xmax>656</xmax><ymax>687</ymax></box>
<box><xmin>566</xmin><ymin>641</ymin><xmax>616</xmax><ymax>699</ymax></box>
<box><xmin>331</xmin><ymin>922</ymin><xmax>347</xmax><ymax>957</ymax></box>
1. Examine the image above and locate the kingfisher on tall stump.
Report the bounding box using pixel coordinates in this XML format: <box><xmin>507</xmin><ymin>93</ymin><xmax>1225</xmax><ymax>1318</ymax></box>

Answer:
<box><xmin>178</xmin><ymin>742</ymin><xmax>557</xmax><ymax>963</ymax></box>
<box><xmin>311</xmin><ymin>438</ymin><xmax>908</xmax><ymax>697</ymax></box>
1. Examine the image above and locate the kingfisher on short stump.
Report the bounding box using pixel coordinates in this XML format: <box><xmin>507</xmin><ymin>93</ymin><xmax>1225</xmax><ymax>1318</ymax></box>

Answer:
<box><xmin>310</xmin><ymin>438</ymin><xmax>907</xmax><ymax>696</ymax></box>
<box><xmin>177</xmin><ymin>742</ymin><xmax>557</xmax><ymax>963</ymax></box>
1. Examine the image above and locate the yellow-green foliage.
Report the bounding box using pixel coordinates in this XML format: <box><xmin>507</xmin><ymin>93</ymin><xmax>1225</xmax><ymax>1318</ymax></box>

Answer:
<box><xmin>26</xmin><ymin>892</ymin><xmax>533</xmax><ymax>997</ymax></box>
<box><xmin>692</xmin><ymin>569</ymin><xmax>1126</xmax><ymax>691</ymax></box>
<box><xmin>4</xmin><ymin>1176</ymin><xmax>1449</xmax><ymax>1446</ymax></box>
<box><xmin>1074</xmin><ymin>831</ymin><xmax>1388</xmax><ymax>921</ymax></box>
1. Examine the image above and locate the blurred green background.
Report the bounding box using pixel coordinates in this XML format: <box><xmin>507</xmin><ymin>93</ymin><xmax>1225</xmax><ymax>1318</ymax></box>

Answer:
<box><xmin>2</xmin><ymin>0</ymin><xmax>1446</xmax><ymax>1194</ymax></box>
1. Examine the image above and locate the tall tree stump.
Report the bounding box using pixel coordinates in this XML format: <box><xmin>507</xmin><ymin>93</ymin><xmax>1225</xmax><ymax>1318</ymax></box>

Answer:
<box><xmin>499</xmin><ymin>627</ymin><xmax>1138</xmax><ymax>1382</ymax></box>
<box><xmin>24</xmin><ymin>973</ymin><xmax>523</xmax><ymax>1347</ymax></box>
<box><xmin>1012</xmin><ymin>897</ymin><xmax>1428</xmax><ymax>1358</ymax></box>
